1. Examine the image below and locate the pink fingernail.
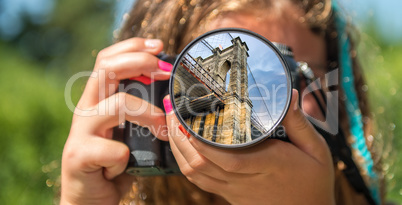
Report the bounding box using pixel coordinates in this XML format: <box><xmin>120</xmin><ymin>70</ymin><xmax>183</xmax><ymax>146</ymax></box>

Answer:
<box><xmin>158</xmin><ymin>60</ymin><xmax>173</xmax><ymax>72</ymax></box>
<box><xmin>163</xmin><ymin>98</ymin><xmax>173</xmax><ymax>113</ymax></box>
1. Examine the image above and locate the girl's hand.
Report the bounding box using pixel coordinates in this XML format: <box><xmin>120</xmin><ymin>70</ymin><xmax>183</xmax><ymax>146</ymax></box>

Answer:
<box><xmin>61</xmin><ymin>38</ymin><xmax>172</xmax><ymax>204</ymax></box>
<box><xmin>164</xmin><ymin>89</ymin><xmax>335</xmax><ymax>205</ymax></box>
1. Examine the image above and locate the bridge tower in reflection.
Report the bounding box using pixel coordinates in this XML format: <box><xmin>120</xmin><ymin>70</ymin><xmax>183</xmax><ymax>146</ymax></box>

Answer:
<box><xmin>174</xmin><ymin>37</ymin><xmax>264</xmax><ymax>144</ymax></box>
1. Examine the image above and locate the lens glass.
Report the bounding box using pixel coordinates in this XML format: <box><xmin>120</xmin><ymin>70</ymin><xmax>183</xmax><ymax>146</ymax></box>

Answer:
<box><xmin>170</xmin><ymin>29</ymin><xmax>292</xmax><ymax>148</ymax></box>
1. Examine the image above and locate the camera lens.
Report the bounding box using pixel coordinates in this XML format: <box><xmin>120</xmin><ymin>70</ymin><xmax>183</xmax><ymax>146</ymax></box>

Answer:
<box><xmin>169</xmin><ymin>28</ymin><xmax>293</xmax><ymax>149</ymax></box>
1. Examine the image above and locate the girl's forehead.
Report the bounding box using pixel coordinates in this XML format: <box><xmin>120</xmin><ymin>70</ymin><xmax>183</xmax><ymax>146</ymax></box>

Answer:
<box><xmin>205</xmin><ymin>13</ymin><xmax>292</xmax><ymax>41</ymax></box>
<box><xmin>199</xmin><ymin>2</ymin><xmax>305</xmax><ymax>40</ymax></box>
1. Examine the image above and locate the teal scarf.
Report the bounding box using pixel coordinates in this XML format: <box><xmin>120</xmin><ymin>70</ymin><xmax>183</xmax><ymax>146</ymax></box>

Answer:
<box><xmin>332</xmin><ymin>1</ymin><xmax>380</xmax><ymax>203</ymax></box>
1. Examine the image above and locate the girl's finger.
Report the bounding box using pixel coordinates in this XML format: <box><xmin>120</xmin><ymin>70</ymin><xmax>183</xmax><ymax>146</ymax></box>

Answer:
<box><xmin>168</xmin><ymin>134</ymin><xmax>227</xmax><ymax>194</ymax></box>
<box><xmin>163</xmin><ymin>95</ymin><xmax>315</xmax><ymax>174</ymax></box>
<box><xmin>281</xmin><ymin>89</ymin><xmax>331</xmax><ymax>164</ymax></box>
<box><xmin>163</xmin><ymin>95</ymin><xmax>284</xmax><ymax>174</ymax></box>
<box><xmin>74</xmin><ymin>92</ymin><xmax>168</xmax><ymax>141</ymax></box>
<box><xmin>62</xmin><ymin>136</ymin><xmax>130</xmax><ymax>180</ymax></box>
<box><xmin>97</xmin><ymin>38</ymin><xmax>163</xmax><ymax>59</ymax></box>
<box><xmin>79</xmin><ymin>52</ymin><xmax>172</xmax><ymax>108</ymax></box>
<box><xmin>166</xmin><ymin>113</ymin><xmax>238</xmax><ymax>180</ymax></box>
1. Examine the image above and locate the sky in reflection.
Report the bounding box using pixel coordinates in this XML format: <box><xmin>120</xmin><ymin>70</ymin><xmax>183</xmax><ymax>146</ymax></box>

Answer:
<box><xmin>184</xmin><ymin>31</ymin><xmax>289</xmax><ymax>130</ymax></box>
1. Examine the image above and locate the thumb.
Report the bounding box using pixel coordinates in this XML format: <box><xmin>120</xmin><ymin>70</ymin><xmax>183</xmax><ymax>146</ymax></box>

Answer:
<box><xmin>282</xmin><ymin>89</ymin><xmax>330</xmax><ymax>163</ymax></box>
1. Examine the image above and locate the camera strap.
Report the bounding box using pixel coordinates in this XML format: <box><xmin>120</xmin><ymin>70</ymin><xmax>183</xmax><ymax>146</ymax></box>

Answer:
<box><xmin>304</xmin><ymin>77</ymin><xmax>377</xmax><ymax>205</ymax></box>
<box><xmin>273</xmin><ymin>42</ymin><xmax>377</xmax><ymax>204</ymax></box>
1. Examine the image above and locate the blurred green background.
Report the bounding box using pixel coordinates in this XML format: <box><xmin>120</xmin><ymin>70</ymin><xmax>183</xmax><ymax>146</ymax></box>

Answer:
<box><xmin>0</xmin><ymin>0</ymin><xmax>401</xmax><ymax>204</ymax></box>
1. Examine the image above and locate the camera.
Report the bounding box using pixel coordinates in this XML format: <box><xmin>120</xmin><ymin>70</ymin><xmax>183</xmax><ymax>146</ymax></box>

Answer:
<box><xmin>113</xmin><ymin>54</ymin><xmax>181</xmax><ymax>176</ymax></box>
<box><xmin>113</xmin><ymin>28</ymin><xmax>308</xmax><ymax>176</ymax></box>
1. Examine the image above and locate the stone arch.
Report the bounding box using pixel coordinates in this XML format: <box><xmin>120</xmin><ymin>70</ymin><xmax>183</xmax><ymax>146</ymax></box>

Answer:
<box><xmin>220</xmin><ymin>60</ymin><xmax>231</xmax><ymax>91</ymax></box>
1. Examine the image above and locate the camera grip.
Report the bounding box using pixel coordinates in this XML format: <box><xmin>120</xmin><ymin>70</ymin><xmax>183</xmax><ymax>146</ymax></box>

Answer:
<box><xmin>117</xmin><ymin>79</ymin><xmax>180</xmax><ymax>176</ymax></box>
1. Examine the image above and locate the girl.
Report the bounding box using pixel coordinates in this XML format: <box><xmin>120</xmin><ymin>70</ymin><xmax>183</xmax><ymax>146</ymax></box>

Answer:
<box><xmin>60</xmin><ymin>0</ymin><xmax>383</xmax><ymax>204</ymax></box>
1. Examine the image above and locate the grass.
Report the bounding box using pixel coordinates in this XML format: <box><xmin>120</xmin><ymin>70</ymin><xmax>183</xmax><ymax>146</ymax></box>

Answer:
<box><xmin>0</xmin><ymin>43</ymin><xmax>82</xmax><ymax>204</ymax></box>
<box><xmin>358</xmin><ymin>35</ymin><xmax>402</xmax><ymax>202</ymax></box>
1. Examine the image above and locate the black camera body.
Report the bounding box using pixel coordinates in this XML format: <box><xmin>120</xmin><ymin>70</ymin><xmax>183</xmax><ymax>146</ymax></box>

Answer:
<box><xmin>114</xmin><ymin>44</ymin><xmax>301</xmax><ymax>176</ymax></box>
<box><xmin>113</xmin><ymin>54</ymin><xmax>181</xmax><ymax>176</ymax></box>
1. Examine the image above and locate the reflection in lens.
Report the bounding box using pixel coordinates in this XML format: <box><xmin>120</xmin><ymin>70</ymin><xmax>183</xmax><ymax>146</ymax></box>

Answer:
<box><xmin>171</xmin><ymin>30</ymin><xmax>290</xmax><ymax>146</ymax></box>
